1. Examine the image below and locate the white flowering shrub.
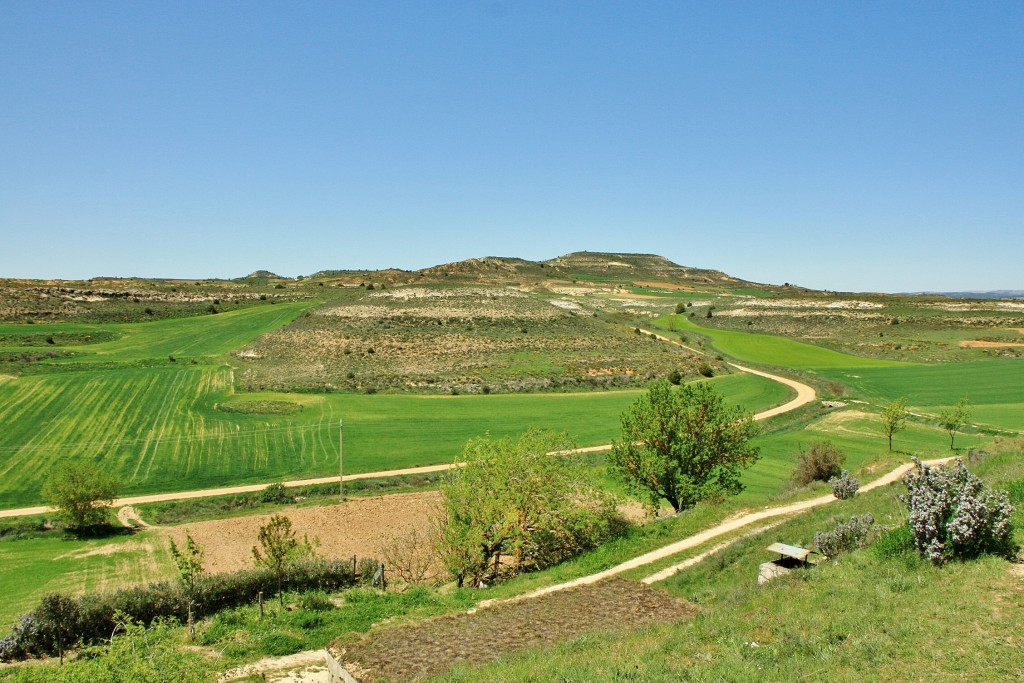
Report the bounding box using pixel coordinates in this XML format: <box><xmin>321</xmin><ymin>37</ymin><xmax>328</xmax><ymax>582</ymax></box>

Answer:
<box><xmin>900</xmin><ymin>457</ymin><xmax>1016</xmax><ymax>564</ymax></box>
<box><xmin>828</xmin><ymin>470</ymin><xmax>859</xmax><ymax>499</ymax></box>
<box><xmin>814</xmin><ymin>513</ymin><xmax>876</xmax><ymax>558</ymax></box>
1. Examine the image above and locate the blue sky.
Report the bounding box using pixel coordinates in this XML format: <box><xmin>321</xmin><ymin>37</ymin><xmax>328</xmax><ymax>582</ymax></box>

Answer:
<box><xmin>1</xmin><ymin>2</ymin><xmax>1021</xmax><ymax>292</ymax></box>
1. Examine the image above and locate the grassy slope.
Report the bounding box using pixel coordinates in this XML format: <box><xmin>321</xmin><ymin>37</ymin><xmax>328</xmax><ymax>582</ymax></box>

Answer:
<box><xmin>662</xmin><ymin>313</ymin><xmax>905</xmax><ymax>369</ymax></box>
<box><xmin>0</xmin><ymin>531</ymin><xmax>175</xmax><ymax>628</ymax></box>
<box><xmin>658</xmin><ymin>314</ymin><xmax>1024</xmax><ymax>433</ymax></box>
<box><xmin>0</xmin><ymin>301</ymin><xmax>312</xmax><ymax>363</ymax></box>
<box><xmin>434</xmin><ymin>450</ymin><xmax>1024</xmax><ymax>682</ymax></box>
<box><xmin>0</xmin><ymin>371</ymin><xmax>786</xmax><ymax>509</ymax></box>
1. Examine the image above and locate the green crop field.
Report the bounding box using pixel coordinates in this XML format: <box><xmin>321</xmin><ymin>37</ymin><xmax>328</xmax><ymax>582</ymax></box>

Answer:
<box><xmin>0</xmin><ymin>531</ymin><xmax>174</xmax><ymax>628</ymax></box>
<box><xmin>657</xmin><ymin>314</ymin><xmax>906</xmax><ymax>370</ymax></box>
<box><xmin>0</xmin><ymin>369</ymin><xmax>786</xmax><ymax>509</ymax></box>
<box><xmin>0</xmin><ymin>301</ymin><xmax>313</xmax><ymax>365</ymax></box>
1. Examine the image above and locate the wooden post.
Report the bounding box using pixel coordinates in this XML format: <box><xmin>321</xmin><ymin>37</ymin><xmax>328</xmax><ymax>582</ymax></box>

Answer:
<box><xmin>258</xmin><ymin>591</ymin><xmax>264</xmax><ymax>619</ymax></box>
<box><xmin>351</xmin><ymin>554</ymin><xmax>357</xmax><ymax>583</ymax></box>
<box><xmin>188</xmin><ymin>601</ymin><xmax>195</xmax><ymax>642</ymax></box>
<box><xmin>380</xmin><ymin>562</ymin><xmax>386</xmax><ymax>591</ymax></box>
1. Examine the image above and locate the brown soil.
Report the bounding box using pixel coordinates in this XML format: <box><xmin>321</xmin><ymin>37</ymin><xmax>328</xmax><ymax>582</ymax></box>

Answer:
<box><xmin>959</xmin><ymin>340</ymin><xmax>1024</xmax><ymax>348</ymax></box>
<box><xmin>162</xmin><ymin>492</ymin><xmax>441</xmax><ymax>574</ymax></box>
<box><xmin>330</xmin><ymin>577</ymin><xmax>695</xmax><ymax>682</ymax></box>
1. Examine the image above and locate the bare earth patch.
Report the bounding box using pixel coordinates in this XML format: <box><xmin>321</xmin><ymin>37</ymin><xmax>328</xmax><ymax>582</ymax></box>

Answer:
<box><xmin>329</xmin><ymin>577</ymin><xmax>695</xmax><ymax>682</ymax></box>
<box><xmin>960</xmin><ymin>340</ymin><xmax>1024</xmax><ymax>348</ymax></box>
<box><xmin>162</xmin><ymin>492</ymin><xmax>441</xmax><ymax>574</ymax></box>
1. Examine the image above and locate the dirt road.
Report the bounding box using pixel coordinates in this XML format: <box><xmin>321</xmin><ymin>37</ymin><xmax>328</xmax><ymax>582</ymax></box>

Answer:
<box><xmin>0</xmin><ymin>348</ymin><xmax>817</xmax><ymax>520</ymax></box>
<box><xmin>479</xmin><ymin>456</ymin><xmax>953</xmax><ymax>607</ymax></box>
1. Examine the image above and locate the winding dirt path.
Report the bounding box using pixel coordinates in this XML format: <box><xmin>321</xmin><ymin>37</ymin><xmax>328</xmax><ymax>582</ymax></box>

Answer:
<box><xmin>0</xmin><ymin>342</ymin><xmax>817</xmax><ymax>520</ymax></box>
<box><xmin>480</xmin><ymin>456</ymin><xmax>954</xmax><ymax>607</ymax></box>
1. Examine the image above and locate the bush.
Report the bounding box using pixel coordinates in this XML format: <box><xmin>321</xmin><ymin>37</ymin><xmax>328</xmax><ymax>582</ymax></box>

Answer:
<box><xmin>829</xmin><ymin>470</ymin><xmax>859</xmax><ymax>499</ymax></box>
<box><xmin>260</xmin><ymin>482</ymin><xmax>294</xmax><ymax>504</ymax></box>
<box><xmin>813</xmin><ymin>513</ymin><xmax>876</xmax><ymax>558</ymax></box>
<box><xmin>298</xmin><ymin>590</ymin><xmax>334</xmax><ymax>612</ymax></box>
<box><xmin>697</xmin><ymin>362</ymin><xmax>714</xmax><ymax>378</ymax></box>
<box><xmin>667</xmin><ymin>369</ymin><xmax>682</xmax><ymax>385</ymax></box>
<box><xmin>900</xmin><ymin>457</ymin><xmax>1016</xmax><ymax>564</ymax></box>
<box><xmin>792</xmin><ymin>441</ymin><xmax>845</xmax><ymax>486</ymax></box>
<box><xmin>357</xmin><ymin>557</ymin><xmax>382</xmax><ymax>584</ymax></box>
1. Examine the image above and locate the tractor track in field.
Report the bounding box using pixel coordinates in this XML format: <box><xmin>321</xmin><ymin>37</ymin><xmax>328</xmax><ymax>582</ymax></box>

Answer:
<box><xmin>0</xmin><ymin>343</ymin><xmax>817</xmax><ymax>520</ymax></box>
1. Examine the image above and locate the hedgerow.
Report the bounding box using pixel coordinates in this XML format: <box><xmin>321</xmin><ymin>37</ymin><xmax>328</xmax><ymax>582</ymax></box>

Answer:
<box><xmin>0</xmin><ymin>558</ymin><xmax>360</xmax><ymax>662</ymax></box>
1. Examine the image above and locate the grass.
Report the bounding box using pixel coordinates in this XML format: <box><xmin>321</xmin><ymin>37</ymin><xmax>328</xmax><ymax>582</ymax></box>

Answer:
<box><xmin>0</xmin><ymin>530</ymin><xmax>175</xmax><ymax>629</ymax></box>
<box><xmin>430</xmin><ymin>450</ymin><xmax>1024</xmax><ymax>682</ymax></box>
<box><xmin>0</xmin><ymin>301</ymin><xmax>313</xmax><ymax>366</ymax></box>
<box><xmin>0</xmin><ymin>370</ymin><xmax>787</xmax><ymax>508</ymax></box>
<box><xmin>656</xmin><ymin>314</ymin><xmax>907</xmax><ymax>370</ymax></box>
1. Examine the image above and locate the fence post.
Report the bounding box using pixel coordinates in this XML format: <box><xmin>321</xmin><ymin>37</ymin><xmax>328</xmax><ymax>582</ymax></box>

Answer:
<box><xmin>187</xmin><ymin>601</ymin><xmax>195</xmax><ymax>642</ymax></box>
<box><xmin>352</xmin><ymin>554</ymin><xmax>357</xmax><ymax>582</ymax></box>
<box><xmin>258</xmin><ymin>591</ymin><xmax>264</xmax><ymax>619</ymax></box>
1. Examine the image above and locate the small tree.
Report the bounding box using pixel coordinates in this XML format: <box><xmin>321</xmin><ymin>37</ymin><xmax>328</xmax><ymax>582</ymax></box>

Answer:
<box><xmin>252</xmin><ymin>514</ymin><xmax>317</xmax><ymax>604</ymax></box>
<box><xmin>610</xmin><ymin>381</ymin><xmax>760</xmax><ymax>514</ymax></box>
<box><xmin>880</xmin><ymin>398</ymin><xmax>908</xmax><ymax>451</ymax></box>
<box><xmin>939</xmin><ymin>397</ymin><xmax>972</xmax><ymax>450</ymax></box>
<box><xmin>35</xmin><ymin>592</ymin><xmax>80</xmax><ymax>665</ymax></box>
<box><xmin>41</xmin><ymin>462</ymin><xmax>120</xmax><ymax>531</ymax></box>
<box><xmin>169</xmin><ymin>530</ymin><xmax>205</xmax><ymax>591</ymax></box>
<box><xmin>437</xmin><ymin>430</ymin><xmax>620</xmax><ymax>588</ymax></box>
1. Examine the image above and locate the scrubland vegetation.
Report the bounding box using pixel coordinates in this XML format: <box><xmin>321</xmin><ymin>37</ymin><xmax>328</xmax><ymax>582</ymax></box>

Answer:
<box><xmin>0</xmin><ymin>253</ymin><xmax>1022</xmax><ymax>681</ymax></box>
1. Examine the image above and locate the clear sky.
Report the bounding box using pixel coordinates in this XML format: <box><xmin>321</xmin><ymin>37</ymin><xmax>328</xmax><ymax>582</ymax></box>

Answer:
<box><xmin>2</xmin><ymin>2</ymin><xmax>1021</xmax><ymax>292</ymax></box>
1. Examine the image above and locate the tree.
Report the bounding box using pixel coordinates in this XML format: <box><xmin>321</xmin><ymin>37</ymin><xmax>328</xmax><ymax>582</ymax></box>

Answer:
<box><xmin>880</xmin><ymin>398</ymin><xmax>908</xmax><ymax>451</ymax></box>
<box><xmin>610</xmin><ymin>380</ymin><xmax>760</xmax><ymax>514</ymax></box>
<box><xmin>169</xmin><ymin>530</ymin><xmax>205</xmax><ymax>591</ymax></box>
<box><xmin>35</xmin><ymin>592</ymin><xmax>80</xmax><ymax>665</ymax></box>
<box><xmin>436</xmin><ymin>430</ymin><xmax>620</xmax><ymax>588</ymax></box>
<box><xmin>41</xmin><ymin>462</ymin><xmax>120</xmax><ymax>531</ymax></box>
<box><xmin>939</xmin><ymin>397</ymin><xmax>972</xmax><ymax>450</ymax></box>
<box><xmin>252</xmin><ymin>514</ymin><xmax>317</xmax><ymax>604</ymax></box>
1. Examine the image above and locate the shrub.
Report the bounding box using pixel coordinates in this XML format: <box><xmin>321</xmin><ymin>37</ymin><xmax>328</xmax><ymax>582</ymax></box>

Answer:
<box><xmin>357</xmin><ymin>557</ymin><xmax>382</xmax><ymax>584</ymax></box>
<box><xmin>298</xmin><ymin>590</ymin><xmax>334</xmax><ymax>612</ymax></box>
<box><xmin>697</xmin><ymin>362</ymin><xmax>714</xmax><ymax>378</ymax></box>
<box><xmin>829</xmin><ymin>470</ymin><xmax>859</xmax><ymax>499</ymax></box>
<box><xmin>900</xmin><ymin>457</ymin><xmax>1016</xmax><ymax>564</ymax></box>
<box><xmin>0</xmin><ymin>559</ymin><xmax>357</xmax><ymax>662</ymax></box>
<box><xmin>260</xmin><ymin>482</ymin><xmax>294</xmax><ymax>504</ymax></box>
<box><xmin>792</xmin><ymin>441</ymin><xmax>846</xmax><ymax>486</ymax></box>
<box><xmin>813</xmin><ymin>513</ymin><xmax>876</xmax><ymax>558</ymax></box>
<box><xmin>667</xmin><ymin>369</ymin><xmax>682</xmax><ymax>385</ymax></box>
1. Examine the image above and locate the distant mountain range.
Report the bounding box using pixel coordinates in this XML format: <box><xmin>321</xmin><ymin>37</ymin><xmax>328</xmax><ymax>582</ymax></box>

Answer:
<box><xmin>907</xmin><ymin>290</ymin><xmax>1024</xmax><ymax>299</ymax></box>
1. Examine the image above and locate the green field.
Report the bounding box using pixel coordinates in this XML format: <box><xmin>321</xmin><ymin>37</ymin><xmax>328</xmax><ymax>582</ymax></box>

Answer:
<box><xmin>0</xmin><ymin>301</ymin><xmax>312</xmax><ymax>364</ymax></box>
<box><xmin>0</xmin><ymin>369</ymin><xmax>787</xmax><ymax>509</ymax></box>
<box><xmin>0</xmin><ymin>531</ymin><xmax>174</xmax><ymax>628</ymax></box>
<box><xmin>657</xmin><ymin>314</ymin><xmax>906</xmax><ymax>370</ymax></box>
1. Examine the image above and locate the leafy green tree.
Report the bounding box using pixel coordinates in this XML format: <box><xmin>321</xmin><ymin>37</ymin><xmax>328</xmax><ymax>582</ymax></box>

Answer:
<box><xmin>610</xmin><ymin>380</ymin><xmax>759</xmax><ymax>513</ymax></box>
<box><xmin>252</xmin><ymin>514</ymin><xmax>317</xmax><ymax>604</ymax></box>
<box><xmin>881</xmin><ymin>398</ymin><xmax>908</xmax><ymax>451</ymax></box>
<box><xmin>168</xmin><ymin>530</ymin><xmax>205</xmax><ymax>591</ymax></box>
<box><xmin>41</xmin><ymin>462</ymin><xmax>120</xmax><ymax>531</ymax></box>
<box><xmin>939</xmin><ymin>397</ymin><xmax>972</xmax><ymax>450</ymax></box>
<box><xmin>437</xmin><ymin>430</ymin><xmax>619</xmax><ymax>588</ymax></box>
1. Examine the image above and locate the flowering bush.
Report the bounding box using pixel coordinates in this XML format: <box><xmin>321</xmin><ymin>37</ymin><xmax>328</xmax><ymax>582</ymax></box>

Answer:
<box><xmin>828</xmin><ymin>470</ymin><xmax>859</xmax><ymax>499</ymax></box>
<box><xmin>900</xmin><ymin>458</ymin><xmax>1016</xmax><ymax>564</ymax></box>
<box><xmin>813</xmin><ymin>513</ymin><xmax>876</xmax><ymax>557</ymax></box>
